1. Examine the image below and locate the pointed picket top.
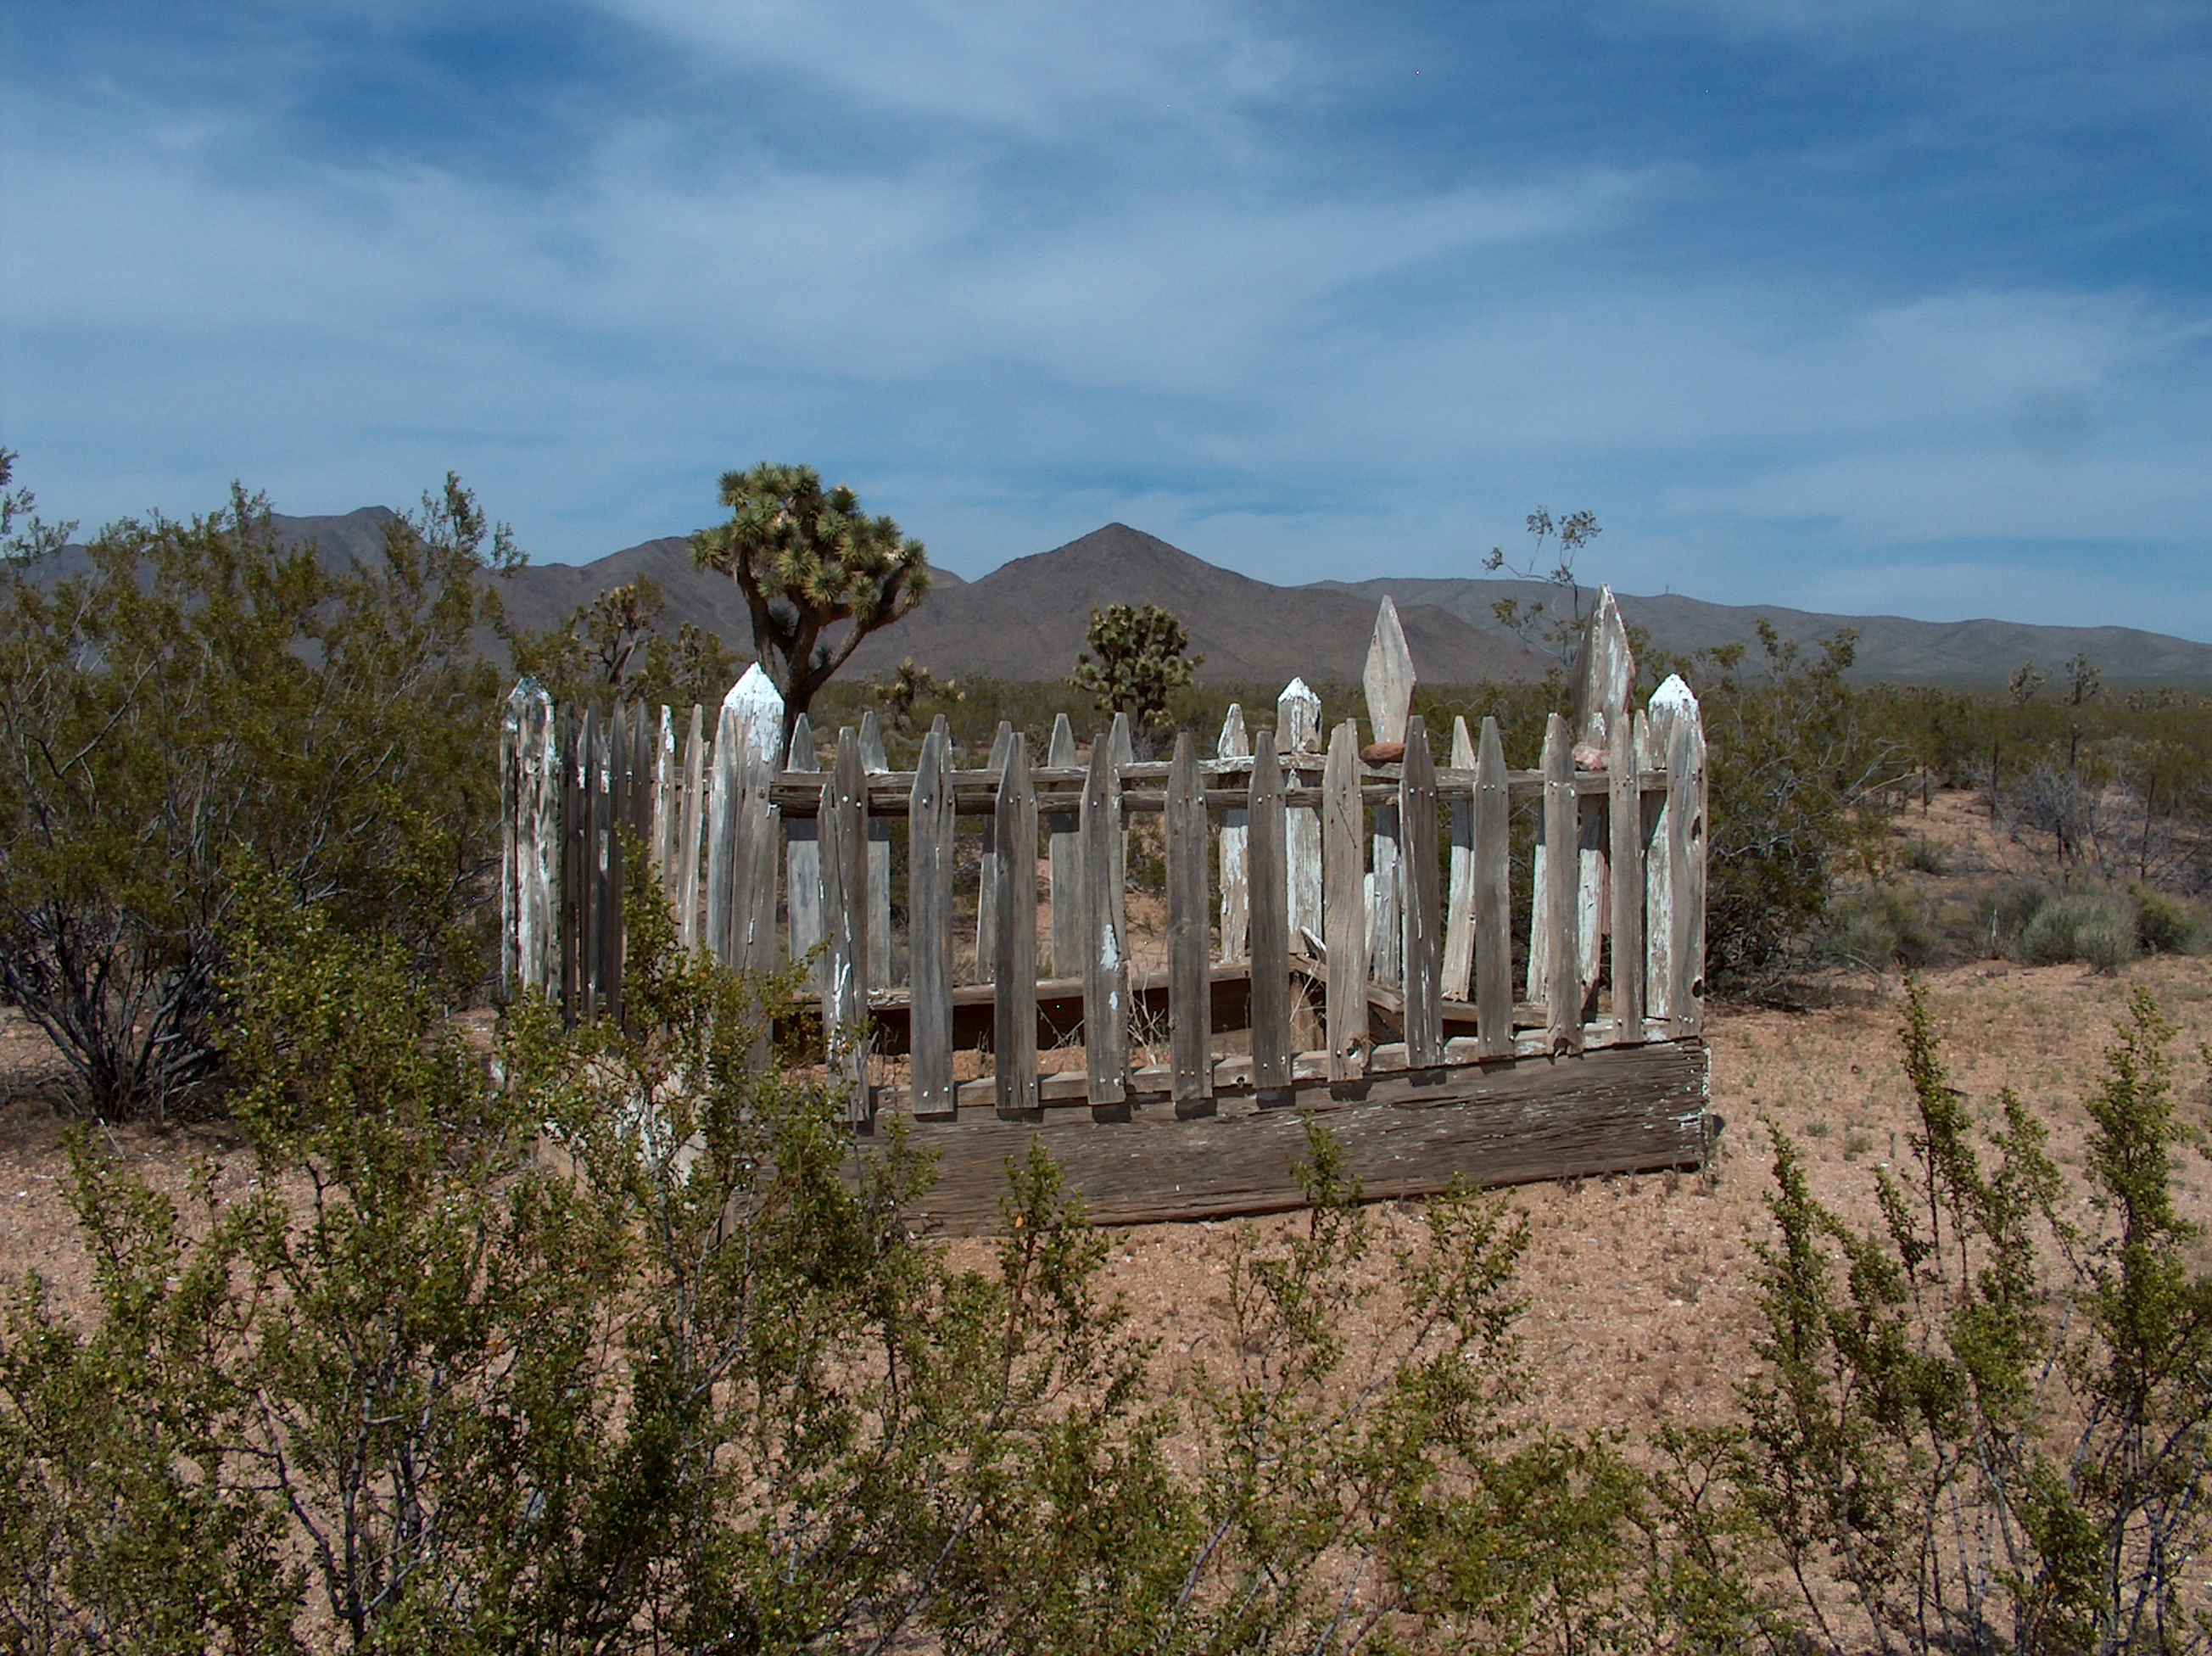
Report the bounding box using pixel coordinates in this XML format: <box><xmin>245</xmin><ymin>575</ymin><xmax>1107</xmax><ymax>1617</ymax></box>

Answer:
<box><xmin>857</xmin><ymin>708</ymin><xmax>890</xmax><ymax>773</ymax></box>
<box><xmin>1109</xmin><ymin>711</ymin><xmax>1135</xmax><ymax>770</ymax></box>
<box><xmin>725</xmin><ymin>665</ymin><xmax>785</xmax><ymax>764</ymax></box>
<box><xmin>1276</xmin><ymin>677</ymin><xmax>1322</xmax><ymax>754</ymax></box>
<box><xmin>1450</xmin><ymin>713</ymin><xmax>1476</xmax><ymax>770</ymax></box>
<box><xmin>785</xmin><ymin>709</ymin><xmax>818</xmax><ymax>771</ymax></box>
<box><xmin>1216</xmin><ymin>702</ymin><xmax>1248</xmax><ymax>760</ymax></box>
<box><xmin>1646</xmin><ymin>672</ymin><xmax>1699</xmax><ymax>736</ymax></box>
<box><xmin>1047</xmin><ymin>712</ymin><xmax>1079</xmax><ymax>769</ymax></box>
<box><xmin>1362</xmin><ymin>596</ymin><xmax>1417</xmax><ymax>745</ymax></box>
<box><xmin>1571</xmin><ymin>585</ymin><xmax>1636</xmax><ymax>747</ymax></box>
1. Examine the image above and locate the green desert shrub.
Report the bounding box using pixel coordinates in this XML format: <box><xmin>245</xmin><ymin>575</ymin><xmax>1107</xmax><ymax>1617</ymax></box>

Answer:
<box><xmin>2017</xmin><ymin>890</ymin><xmax>2137</xmax><ymax>971</ymax></box>
<box><xmin>2131</xmin><ymin>884</ymin><xmax>2196</xmax><ymax>955</ymax></box>
<box><xmin>1828</xmin><ymin>882</ymin><xmax>1942</xmax><ymax>970</ymax></box>
<box><xmin>1742</xmin><ymin>980</ymin><xmax>2212</xmax><ymax>1654</ymax></box>
<box><xmin>0</xmin><ymin>476</ymin><xmax>515</xmax><ymax>1119</ymax></box>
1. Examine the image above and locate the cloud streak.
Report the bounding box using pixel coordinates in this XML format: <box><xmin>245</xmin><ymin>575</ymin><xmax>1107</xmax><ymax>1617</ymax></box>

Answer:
<box><xmin>2</xmin><ymin>0</ymin><xmax>2206</xmax><ymax>637</ymax></box>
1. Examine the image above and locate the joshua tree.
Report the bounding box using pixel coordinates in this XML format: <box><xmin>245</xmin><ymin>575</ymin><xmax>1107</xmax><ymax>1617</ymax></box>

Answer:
<box><xmin>690</xmin><ymin>463</ymin><xmax>929</xmax><ymax>741</ymax></box>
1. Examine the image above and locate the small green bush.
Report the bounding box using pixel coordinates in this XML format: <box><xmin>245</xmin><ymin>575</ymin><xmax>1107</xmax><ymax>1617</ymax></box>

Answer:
<box><xmin>1903</xmin><ymin>834</ymin><xmax>1950</xmax><ymax>875</ymax></box>
<box><xmin>1979</xmin><ymin>877</ymin><xmax>2055</xmax><ymax>956</ymax></box>
<box><xmin>1829</xmin><ymin>883</ymin><xmax>1941</xmax><ymax>970</ymax></box>
<box><xmin>2017</xmin><ymin>891</ymin><xmax>2137</xmax><ymax>971</ymax></box>
<box><xmin>2132</xmin><ymin>885</ymin><xmax>2195</xmax><ymax>954</ymax></box>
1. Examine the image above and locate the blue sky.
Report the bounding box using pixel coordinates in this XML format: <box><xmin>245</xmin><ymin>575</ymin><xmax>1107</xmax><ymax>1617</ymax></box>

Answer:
<box><xmin>3</xmin><ymin>1</ymin><xmax>2209</xmax><ymax>635</ymax></box>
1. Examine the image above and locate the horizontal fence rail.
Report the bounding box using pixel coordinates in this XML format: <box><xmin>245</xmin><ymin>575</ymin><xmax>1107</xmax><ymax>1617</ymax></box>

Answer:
<box><xmin>500</xmin><ymin>594</ymin><xmax>1707</xmax><ymax>1161</ymax></box>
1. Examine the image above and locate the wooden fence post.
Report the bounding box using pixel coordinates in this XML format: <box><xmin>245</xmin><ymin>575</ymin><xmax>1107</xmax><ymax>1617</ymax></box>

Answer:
<box><xmin>785</xmin><ymin>711</ymin><xmax>822</xmax><ymax>984</ymax></box>
<box><xmin>1249</xmin><ymin>730</ymin><xmax>1293</xmax><ymax>1106</ymax></box>
<box><xmin>1666</xmin><ymin>687</ymin><xmax>1706</xmax><ymax>1038</ymax></box>
<box><xmin>1323</xmin><ymin>719</ymin><xmax>1367</xmax><ymax>1082</ymax></box>
<box><xmin>676</xmin><ymin>702</ymin><xmax>705</xmax><ymax>952</ymax></box>
<box><xmin>1442</xmin><ymin>714</ymin><xmax>1477</xmax><ymax>1002</ymax></box>
<box><xmin>1081</xmin><ymin>732</ymin><xmax>1129</xmax><ymax>1122</ymax></box>
<box><xmin>977</xmin><ymin>720</ymin><xmax>1014</xmax><ymax>974</ymax></box>
<box><xmin>501</xmin><ymin>680</ymin><xmax>559</xmax><ymax>998</ymax></box>
<box><xmin>1278</xmin><ymin>677</ymin><xmax>1322</xmax><ymax>947</ymax></box>
<box><xmin>653</xmin><ymin>704</ymin><xmax>677</xmax><ymax>885</ymax></box>
<box><xmin>1644</xmin><ymin>676</ymin><xmax>1691</xmax><ymax>1027</ymax></box>
<box><xmin>1215</xmin><ymin>704</ymin><xmax>1249</xmax><ymax>963</ymax></box>
<box><xmin>1608</xmin><ymin>690</ymin><xmax>1645</xmax><ymax>1041</ymax></box>
<box><xmin>580</xmin><ymin>708</ymin><xmax>605</xmax><ymax>1019</ymax></box>
<box><xmin>859</xmin><ymin>711</ymin><xmax>893</xmax><ymax>988</ymax></box>
<box><xmin>908</xmin><ymin>727</ymin><xmax>956</xmax><ymax>1119</ymax></box>
<box><xmin>1166</xmin><ymin>732</ymin><xmax>1214</xmax><ymax>1117</ymax></box>
<box><xmin>1364</xmin><ymin>597</ymin><xmax>1416</xmax><ymax>987</ymax></box>
<box><xmin>1400</xmin><ymin>716</ymin><xmax>1443</xmax><ymax>1069</ymax></box>
<box><xmin>561</xmin><ymin>707</ymin><xmax>583</xmax><ymax>1020</ymax></box>
<box><xmin>1572</xmin><ymin>589</ymin><xmax>1633</xmax><ymax>1024</ymax></box>
<box><xmin>1474</xmin><ymin>715</ymin><xmax>1512</xmax><ymax>1059</ymax></box>
<box><xmin>1542</xmin><ymin>713</ymin><xmax>1581</xmax><ymax>1055</ymax></box>
<box><xmin>993</xmin><ymin>732</ymin><xmax>1040</xmax><ymax>1118</ymax></box>
<box><xmin>1109</xmin><ymin>713</ymin><xmax>1132</xmax><ymax>944</ymax></box>
<box><xmin>823</xmin><ymin>728</ymin><xmax>870</xmax><ymax>1125</ymax></box>
<box><xmin>1046</xmin><ymin>713</ymin><xmax>1081</xmax><ymax>976</ymax></box>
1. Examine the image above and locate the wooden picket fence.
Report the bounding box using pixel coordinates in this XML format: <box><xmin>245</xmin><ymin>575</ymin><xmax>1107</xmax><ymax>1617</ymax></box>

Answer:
<box><xmin>500</xmin><ymin>591</ymin><xmax>1710</xmax><ymax>1230</ymax></box>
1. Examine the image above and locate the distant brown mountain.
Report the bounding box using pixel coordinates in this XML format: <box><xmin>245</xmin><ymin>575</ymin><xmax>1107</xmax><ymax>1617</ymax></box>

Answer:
<box><xmin>244</xmin><ymin>511</ymin><xmax>2212</xmax><ymax>690</ymax></box>
<box><xmin>1315</xmin><ymin>575</ymin><xmax>2212</xmax><ymax>689</ymax></box>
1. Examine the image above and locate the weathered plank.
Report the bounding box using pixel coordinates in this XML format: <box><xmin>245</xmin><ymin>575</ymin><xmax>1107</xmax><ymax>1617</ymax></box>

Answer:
<box><xmin>1363</xmin><ymin>596</ymin><xmax>1417</xmax><ymax>744</ymax></box>
<box><xmin>886</xmin><ymin>1038</ymin><xmax>1710</xmax><ymax>1233</ymax></box>
<box><xmin>580</xmin><ymin>708</ymin><xmax>605</xmax><ymax>1018</ymax></box>
<box><xmin>1215</xmin><ymin>704</ymin><xmax>1249</xmax><ymax>963</ymax></box>
<box><xmin>677</xmin><ymin>702</ymin><xmax>706</xmax><ymax>953</ymax></box>
<box><xmin>1573</xmin><ymin>588</ymin><xmax>1634</xmax><ymax>1028</ymax></box>
<box><xmin>992</xmin><ymin>733</ymin><xmax>1040</xmax><ymax>1118</ymax></box>
<box><xmin>1248</xmin><ymin>730</ymin><xmax>1293</xmax><ymax>1106</ymax></box>
<box><xmin>1082</xmin><ymin>732</ymin><xmax>1130</xmax><ymax>1122</ymax></box>
<box><xmin>908</xmin><ymin>727</ymin><xmax>956</xmax><ymax>1119</ymax></box>
<box><xmin>1166</xmin><ymin>732</ymin><xmax>1214</xmax><ymax>1118</ymax></box>
<box><xmin>1322</xmin><ymin>719</ymin><xmax>1367</xmax><ymax>1083</ymax></box>
<box><xmin>1669</xmin><ymin>688</ymin><xmax>1707</xmax><ymax>1038</ymax></box>
<box><xmin>1046</xmin><ymin>713</ymin><xmax>1081</xmax><ymax>977</ymax></box>
<box><xmin>1608</xmin><ymin>696</ymin><xmax>1645</xmax><ymax>1040</ymax></box>
<box><xmin>1542</xmin><ymin>713</ymin><xmax>1581</xmax><ymax>1054</ymax></box>
<box><xmin>1474</xmin><ymin>716</ymin><xmax>1512</xmax><ymax>1059</ymax></box>
<box><xmin>1441</xmin><ymin>714</ymin><xmax>1477</xmax><ymax>1002</ymax></box>
<box><xmin>1644</xmin><ymin>681</ymin><xmax>1686</xmax><ymax>1025</ymax></box>
<box><xmin>1109</xmin><ymin>713</ymin><xmax>1132</xmax><ymax>944</ymax></box>
<box><xmin>561</xmin><ymin>708</ymin><xmax>583</xmax><ymax>1018</ymax></box>
<box><xmin>976</xmin><ymin>720</ymin><xmax>1014</xmax><ymax>974</ymax></box>
<box><xmin>1364</xmin><ymin>598</ymin><xmax>1416</xmax><ymax>990</ymax></box>
<box><xmin>703</xmin><ymin>702</ymin><xmax>737</xmax><ymax>962</ymax></box>
<box><xmin>653</xmin><ymin>704</ymin><xmax>677</xmax><ymax>884</ymax></box>
<box><xmin>501</xmin><ymin>681</ymin><xmax>560</xmax><ymax>997</ymax></box>
<box><xmin>729</xmin><ymin>670</ymin><xmax>785</xmax><ymax>972</ymax></box>
<box><xmin>818</xmin><ymin>764</ymin><xmax>868</xmax><ymax>1127</ymax></box>
<box><xmin>1278</xmin><ymin>676</ymin><xmax>1323</xmax><ymax>945</ymax></box>
<box><xmin>1400</xmin><ymin>716</ymin><xmax>1444</xmax><ymax>1070</ymax></box>
<box><xmin>785</xmin><ymin>711</ymin><xmax>822</xmax><ymax>984</ymax></box>
<box><xmin>859</xmin><ymin>710</ymin><xmax>893</xmax><ymax>988</ymax></box>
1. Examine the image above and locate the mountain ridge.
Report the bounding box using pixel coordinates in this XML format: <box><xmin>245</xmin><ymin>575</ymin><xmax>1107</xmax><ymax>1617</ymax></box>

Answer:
<box><xmin>227</xmin><ymin>510</ymin><xmax>2212</xmax><ymax>689</ymax></box>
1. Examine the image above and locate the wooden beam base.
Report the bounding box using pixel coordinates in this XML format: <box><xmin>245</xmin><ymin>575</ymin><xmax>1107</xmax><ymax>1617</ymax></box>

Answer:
<box><xmin>869</xmin><ymin>1038</ymin><xmax>1709</xmax><ymax>1234</ymax></box>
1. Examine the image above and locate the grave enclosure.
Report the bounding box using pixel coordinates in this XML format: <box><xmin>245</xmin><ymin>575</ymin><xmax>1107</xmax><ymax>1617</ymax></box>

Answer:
<box><xmin>500</xmin><ymin>590</ymin><xmax>1711</xmax><ymax>1233</ymax></box>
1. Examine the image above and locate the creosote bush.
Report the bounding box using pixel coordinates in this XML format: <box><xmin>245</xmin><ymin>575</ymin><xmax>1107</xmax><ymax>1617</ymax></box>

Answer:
<box><xmin>1741</xmin><ymin>978</ymin><xmax>2212</xmax><ymax>1653</ymax></box>
<box><xmin>2</xmin><ymin>869</ymin><xmax>1789</xmax><ymax>1653</ymax></box>
<box><xmin>0</xmin><ymin>475</ymin><xmax>513</xmax><ymax>1120</ymax></box>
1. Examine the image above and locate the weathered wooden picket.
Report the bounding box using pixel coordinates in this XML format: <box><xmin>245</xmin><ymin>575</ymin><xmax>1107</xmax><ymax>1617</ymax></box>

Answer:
<box><xmin>499</xmin><ymin>590</ymin><xmax>1710</xmax><ymax>1231</ymax></box>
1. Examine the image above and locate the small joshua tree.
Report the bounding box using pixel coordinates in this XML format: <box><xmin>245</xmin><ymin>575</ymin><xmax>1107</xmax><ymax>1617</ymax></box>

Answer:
<box><xmin>690</xmin><ymin>463</ymin><xmax>929</xmax><ymax>744</ymax></box>
<box><xmin>1069</xmin><ymin>602</ymin><xmax>1200</xmax><ymax>736</ymax></box>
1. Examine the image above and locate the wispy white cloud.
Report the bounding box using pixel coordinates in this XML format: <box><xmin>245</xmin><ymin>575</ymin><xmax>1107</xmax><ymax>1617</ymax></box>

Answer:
<box><xmin>2</xmin><ymin>0</ymin><xmax>2207</xmax><ymax>638</ymax></box>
